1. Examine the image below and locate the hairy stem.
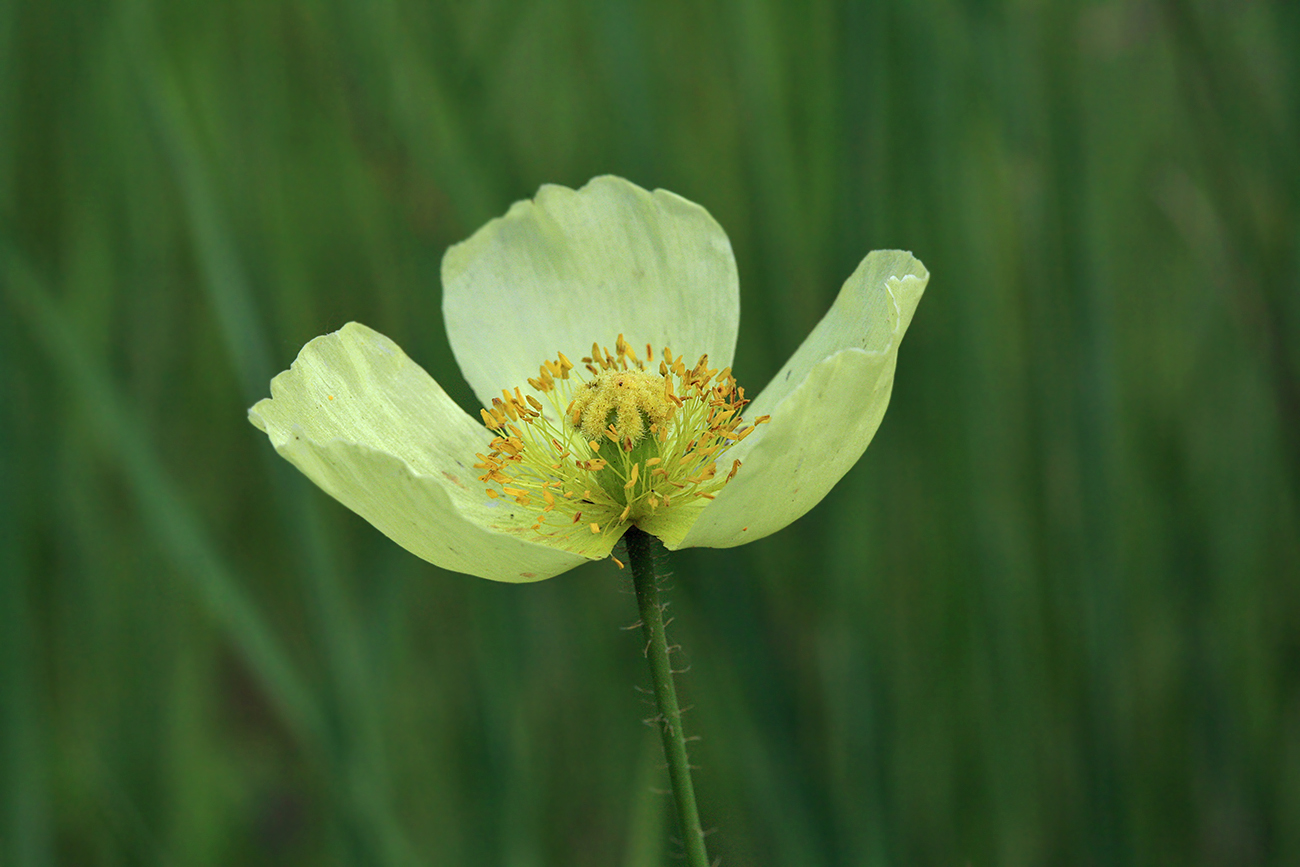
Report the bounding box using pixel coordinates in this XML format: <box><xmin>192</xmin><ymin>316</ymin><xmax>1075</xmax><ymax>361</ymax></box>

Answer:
<box><xmin>624</xmin><ymin>527</ymin><xmax>711</xmax><ymax>867</ymax></box>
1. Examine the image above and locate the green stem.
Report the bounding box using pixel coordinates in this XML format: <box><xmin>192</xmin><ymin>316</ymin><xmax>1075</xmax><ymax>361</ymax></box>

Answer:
<box><xmin>624</xmin><ymin>527</ymin><xmax>711</xmax><ymax>867</ymax></box>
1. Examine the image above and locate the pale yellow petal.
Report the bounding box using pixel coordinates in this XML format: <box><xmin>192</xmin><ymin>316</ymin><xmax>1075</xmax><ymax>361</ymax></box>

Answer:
<box><xmin>249</xmin><ymin>322</ymin><xmax>612</xmax><ymax>581</ymax></box>
<box><xmin>667</xmin><ymin>251</ymin><xmax>928</xmax><ymax>549</ymax></box>
<box><xmin>442</xmin><ymin>176</ymin><xmax>739</xmax><ymax>408</ymax></box>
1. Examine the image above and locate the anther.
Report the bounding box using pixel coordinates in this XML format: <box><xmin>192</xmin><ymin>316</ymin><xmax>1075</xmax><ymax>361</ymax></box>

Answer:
<box><xmin>476</xmin><ymin>337</ymin><xmax>762</xmax><ymax>543</ymax></box>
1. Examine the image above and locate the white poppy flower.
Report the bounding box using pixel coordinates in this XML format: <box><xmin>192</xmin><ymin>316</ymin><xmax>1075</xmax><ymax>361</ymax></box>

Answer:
<box><xmin>249</xmin><ymin>177</ymin><xmax>928</xmax><ymax>582</ymax></box>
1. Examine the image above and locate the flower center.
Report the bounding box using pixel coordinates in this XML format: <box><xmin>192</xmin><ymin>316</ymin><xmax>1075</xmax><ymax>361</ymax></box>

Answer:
<box><xmin>569</xmin><ymin>368</ymin><xmax>672</xmax><ymax>447</ymax></box>
<box><xmin>473</xmin><ymin>334</ymin><xmax>769</xmax><ymax>548</ymax></box>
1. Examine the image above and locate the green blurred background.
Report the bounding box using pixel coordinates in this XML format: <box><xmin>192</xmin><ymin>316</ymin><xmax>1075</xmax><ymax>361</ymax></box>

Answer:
<box><xmin>3</xmin><ymin>0</ymin><xmax>1298</xmax><ymax>864</ymax></box>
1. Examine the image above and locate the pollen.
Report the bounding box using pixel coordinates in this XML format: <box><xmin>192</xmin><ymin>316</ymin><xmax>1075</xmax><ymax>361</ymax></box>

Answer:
<box><xmin>568</xmin><ymin>368</ymin><xmax>673</xmax><ymax>445</ymax></box>
<box><xmin>473</xmin><ymin>333</ymin><xmax>769</xmax><ymax>548</ymax></box>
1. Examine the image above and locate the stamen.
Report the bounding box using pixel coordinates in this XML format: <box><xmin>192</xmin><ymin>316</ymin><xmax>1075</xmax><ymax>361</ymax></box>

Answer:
<box><xmin>474</xmin><ymin>338</ymin><xmax>763</xmax><ymax>548</ymax></box>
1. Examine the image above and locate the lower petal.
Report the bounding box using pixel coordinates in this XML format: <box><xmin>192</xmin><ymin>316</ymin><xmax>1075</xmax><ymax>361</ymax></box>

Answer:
<box><xmin>249</xmin><ymin>322</ymin><xmax>606</xmax><ymax>581</ymax></box>
<box><xmin>670</xmin><ymin>250</ymin><xmax>928</xmax><ymax>549</ymax></box>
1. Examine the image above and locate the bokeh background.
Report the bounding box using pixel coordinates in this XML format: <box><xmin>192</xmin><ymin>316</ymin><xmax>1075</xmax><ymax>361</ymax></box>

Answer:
<box><xmin>3</xmin><ymin>0</ymin><xmax>1298</xmax><ymax>864</ymax></box>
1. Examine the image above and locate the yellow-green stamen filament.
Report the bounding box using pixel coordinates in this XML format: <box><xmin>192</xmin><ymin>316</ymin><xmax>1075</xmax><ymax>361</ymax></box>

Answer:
<box><xmin>472</xmin><ymin>334</ymin><xmax>769</xmax><ymax>548</ymax></box>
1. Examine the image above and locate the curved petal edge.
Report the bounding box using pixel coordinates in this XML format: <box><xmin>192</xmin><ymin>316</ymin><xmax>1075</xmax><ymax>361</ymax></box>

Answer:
<box><xmin>442</xmin><ymin>176</ymin><xmax>740</xmax><ymax>409</ymax></box>
<box><xmin>248</xmin><ymin>322</ymin><xmax>605</xmax><ymax>582</ymax></box>
<box><xmin>669</xmin><ymin>250</ymin><xmax>929</xmax><ymax>550</ymax></box>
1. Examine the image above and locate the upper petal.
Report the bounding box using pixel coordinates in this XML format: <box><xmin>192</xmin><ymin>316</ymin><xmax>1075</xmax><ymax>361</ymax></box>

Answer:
<box><xmin>668</xmin><ymin>250</ymin><xmax>929</xmax><ymax>550</ymax></box>
<box><xmin>248</xmin><ymin>322</ymin><xmax>610</xmax><ymax>581</ymax></box>
<box><xmin>442</xmin><ymin>176</ymin><xmax>740</xmax><ymax>409</ymax></box>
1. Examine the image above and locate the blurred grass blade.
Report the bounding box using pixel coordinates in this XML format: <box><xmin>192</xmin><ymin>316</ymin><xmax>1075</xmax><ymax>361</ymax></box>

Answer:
<box><xmin>0</xmin><ymin>303</ymin><xmax>53</xmax><ymax>867</ymax></box>
<box><xmin>115</xmin><ymin>0</ymin><xmax>273</xmax><ymax>407</ymax></box>
<box><xmin>2</xmin><ymin>248</ymin><xmax>327</xmax><ymax>753</ymax></box>
<box><xmin>322</xmin><ymin>0</ymin><xmax>497</xmax><ymax>228</ymax></box>
<box><xmin>621</xmin><ymin>731</ymin><xmax>669</xmax><ymax>867</ymax></box>
<box><xmin>116</xmin><ymin>7</ymin><xmax>419</xmax><ymax>860</ymax></box>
